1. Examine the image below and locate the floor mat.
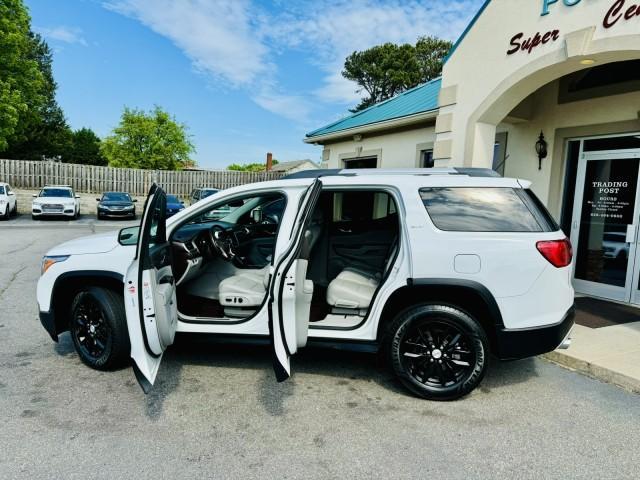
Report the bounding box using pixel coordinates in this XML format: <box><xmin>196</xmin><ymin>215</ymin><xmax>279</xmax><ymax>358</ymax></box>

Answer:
<box><xmin>574</xmin><ymin>297</ymin><xmax>639</xmax><ymax>329</ymax></box>
<box><xmin>177</xmin><ymin>292</ymin><xmax>225</xmax><ymax>318</ymax></box>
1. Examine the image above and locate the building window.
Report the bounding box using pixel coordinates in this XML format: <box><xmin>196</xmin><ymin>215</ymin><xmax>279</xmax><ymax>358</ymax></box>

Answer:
<box><xmin>492</xmin><ymin>132</ymin><xmax>508</xmax><ymax>176</ymax></box>
<box><xmin>343</xmin><ymin>157</ymin><xmax>377</xmax><ymax>169</ymax></box>
<box><xmin>420</xmin><ymin>149</ymin><xmax>434</xmax><ymax>168</ymax></box>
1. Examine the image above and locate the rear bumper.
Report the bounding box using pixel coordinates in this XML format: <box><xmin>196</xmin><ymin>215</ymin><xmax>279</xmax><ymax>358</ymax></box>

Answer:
<box><xmin>495</xmin><ymin>306</ymin><xmax>575</xmax><ymax>360</ymax></box>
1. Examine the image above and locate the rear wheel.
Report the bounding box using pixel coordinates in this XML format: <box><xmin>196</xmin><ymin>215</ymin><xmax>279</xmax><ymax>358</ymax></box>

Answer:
<box><xmin>386</xmin><ymin>304</ymin><xmax>488</xmax><ymax>401</ymax></box>
<box><xmin>69</xmin><ymin>287</ymin><xmax>130</xmax><ymax>370</ymax></box>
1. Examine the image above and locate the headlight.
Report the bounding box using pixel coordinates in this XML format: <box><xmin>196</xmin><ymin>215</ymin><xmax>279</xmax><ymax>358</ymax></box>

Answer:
<box><xmin>41</xmin><ymin>255</ymin><xmax>70</xmax><ymax>275</ymax></box>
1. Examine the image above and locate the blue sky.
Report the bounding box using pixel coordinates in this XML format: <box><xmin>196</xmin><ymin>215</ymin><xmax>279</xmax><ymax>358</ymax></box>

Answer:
<box><xmin>26</xmin><ymin>0</ymin><xmax>483</xmax><ymax>169</ymax></box>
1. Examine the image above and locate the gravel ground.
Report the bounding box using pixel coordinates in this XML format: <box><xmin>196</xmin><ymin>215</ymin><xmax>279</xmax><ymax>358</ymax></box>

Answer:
<box><xmin>1</xmin><ymin>224</ymin><xmax>639</xmax><ymax>480</ymax></box>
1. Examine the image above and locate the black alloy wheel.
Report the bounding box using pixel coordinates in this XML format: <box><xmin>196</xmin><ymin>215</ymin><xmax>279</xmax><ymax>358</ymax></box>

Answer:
<box><xmin>69</xmin><ymin>287</ymin><xmax>130</xmax><ymax>370</ymax></box>
<box><xmin>387</xmin><ymin>304</ymin><xmax>488</xmax><ymax>401</ymax></box>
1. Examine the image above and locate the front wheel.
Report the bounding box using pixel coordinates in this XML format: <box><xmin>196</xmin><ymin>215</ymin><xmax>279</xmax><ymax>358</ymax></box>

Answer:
<box><xmin>69</xmin><ymin>287</ymin><xmax>130</xmax><ymax>370</ymax></box>
<box><xmin>386</xmin><ymin>304</ymin><xmax>488</xmax><ymax>401</ymax></box>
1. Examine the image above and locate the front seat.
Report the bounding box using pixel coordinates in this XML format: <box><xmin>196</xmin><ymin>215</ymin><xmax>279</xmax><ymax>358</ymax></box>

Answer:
<box><xmin>326</xmin><ymin>240</ymin><xmax>398</xmax><ymax>314</ymax></box>
<box><xmin>218</xmin><ymin>211</ymin><xmax>324</xmax><ymax>317</ymax></box>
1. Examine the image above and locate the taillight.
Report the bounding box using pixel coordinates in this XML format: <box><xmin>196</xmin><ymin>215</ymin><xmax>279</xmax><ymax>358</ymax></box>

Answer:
<box><xmin>536</xmin><ymin>238</ymin><xmax>573</xmax><ymax>268</ymax></box>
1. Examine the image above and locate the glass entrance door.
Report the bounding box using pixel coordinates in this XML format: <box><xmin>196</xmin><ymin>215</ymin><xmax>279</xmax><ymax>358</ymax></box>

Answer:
<box><xmin>571</xmin><ymin>150</ymin><xmax>640</xmax><ymax>302</ymax></box>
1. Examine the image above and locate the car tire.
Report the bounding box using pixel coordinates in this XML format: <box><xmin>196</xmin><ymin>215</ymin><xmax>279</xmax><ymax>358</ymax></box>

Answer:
<box><xmin>385</xmin><ymin>304</ymin><xmax>489</xmax><ymax>401</ymax></box>
<box><xmin>31</xmin><ymin>214</ymin><xmax>37</xmax><ymax>220</ymax></box>
<box><xmin>69</xmin><ymin>287</ymin><xmax>130</xmax><ymax>371</ymax></box>
<box><xmin>12</xmin><ymin>201</ymin><xmax>18</xmax><ymax>217</ymax></box>
<box><xmin>1</xmin><ymin>204</ymin><xmax>8</xmax><ymax>220</ymax></box>
<box><xmin>97</xmin><ymin>211</ymin><xmax>102</xmax><ymax>220</ymax></box>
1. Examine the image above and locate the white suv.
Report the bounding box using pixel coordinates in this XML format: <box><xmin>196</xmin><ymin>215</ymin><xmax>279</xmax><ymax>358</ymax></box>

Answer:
<box><xmin>0</xmin><ymin>182</ymin><xmax>18</xmax><ymax>219</ymax></box>
<box><xmin>36</xmin><ymin>169</ymin><xmax>575</xmax><ymax>400</ymax></box>
<box><xmin>32</xmin><ymin>185</ymin><xmax>81</xmax><ymax>219</ymax></box>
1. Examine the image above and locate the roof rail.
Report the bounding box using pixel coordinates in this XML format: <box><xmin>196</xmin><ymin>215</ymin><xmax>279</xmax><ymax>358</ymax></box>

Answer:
<box><xmin>282</xmin><ymin>167</ymin><xmax>501</xmax><ymax>180</ymax></box>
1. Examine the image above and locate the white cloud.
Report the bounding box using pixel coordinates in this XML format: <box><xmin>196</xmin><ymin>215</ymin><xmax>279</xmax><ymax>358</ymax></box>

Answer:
<box><xmin>35</xmin><ymin>26</ymin><xmax>87</xmax><ymax>46</ymax></box>
<box><xmin>268</xmin><ymin>0</ymin><xmax>480</xmax><ymax>104</ymax></box>
<box><xmin>103</xmin><ymin>0</ymin><xmax>482</xmax><ymax>121</ymax></box>
<box><xmin>104</xmin><ymin>0</ymin><xmax>269</xmax><ymax>86</ymax></box>
<box><xmin>252</xmin><ymin>88</ymin><xmax>312</xmax><ymax>123</ymax></box>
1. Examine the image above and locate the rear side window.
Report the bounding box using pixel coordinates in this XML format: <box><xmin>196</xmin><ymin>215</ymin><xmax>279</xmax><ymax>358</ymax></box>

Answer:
<box><xmin>419</xmin><ymin>187</ymin><xmax>557</xmax><ymax>232</ymax></box>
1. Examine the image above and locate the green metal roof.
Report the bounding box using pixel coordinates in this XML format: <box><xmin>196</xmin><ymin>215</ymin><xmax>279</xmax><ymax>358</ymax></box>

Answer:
<box><xmin>306</xmin><ymin>78</ymin><xmax>441</xmax><ymax>139</ymax></box>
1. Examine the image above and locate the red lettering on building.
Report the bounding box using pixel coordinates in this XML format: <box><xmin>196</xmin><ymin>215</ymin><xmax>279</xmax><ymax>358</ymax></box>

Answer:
<box><xmin>604</xmin><ymin>0</ymin><xmax>640</xmax><ymax>28</ymax></box>
<box><xmin>507</xmin><ymin>29</ymin><xmax>560</xmax><ymax>55</ymax></box>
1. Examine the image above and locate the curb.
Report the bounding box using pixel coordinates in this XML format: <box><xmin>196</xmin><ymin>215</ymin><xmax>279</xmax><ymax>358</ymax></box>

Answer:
<box><xmin>544</xmin><ymin>350</ymin><xmax>640</xmax><ymax>395</ymax></box>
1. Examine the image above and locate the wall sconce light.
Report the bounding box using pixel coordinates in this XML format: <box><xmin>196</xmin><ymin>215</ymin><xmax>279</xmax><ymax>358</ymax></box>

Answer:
<box><xmin>535</xmin><ymin>131</ymin><xmax>548</xmax><ymax>170</ymax></box>
<box><xmin>353</xmin><ymin>134</ymin><xmax>363</xmax><ymax>142</ymax></box>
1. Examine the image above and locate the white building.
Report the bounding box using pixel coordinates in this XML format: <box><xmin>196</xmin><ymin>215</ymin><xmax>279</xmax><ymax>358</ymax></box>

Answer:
<box><xmin>305</xmin><ymin>0</ymin><xmax>640</xmax><ymax>306</ymax></box>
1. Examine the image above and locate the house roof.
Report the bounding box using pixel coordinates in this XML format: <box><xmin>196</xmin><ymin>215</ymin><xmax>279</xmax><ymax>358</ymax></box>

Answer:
<box><xmin>270</xmin><ymin>159</ymin><xmax>318</xmax><ymax>172</ymax></box>
<box><xmin>305</xmin><ymin>78</ymin><xmax>442</xmax><ymax>140</ymax></box>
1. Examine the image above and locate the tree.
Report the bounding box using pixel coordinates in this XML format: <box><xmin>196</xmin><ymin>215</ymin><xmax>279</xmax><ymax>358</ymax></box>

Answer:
<box><xmin>0</xmin><ymin>0</ymin><xmax>45</xmax><ymax>151</ymax></box>
<box><xmin>67</xmin><ymin>128</ymin><xmax>106</xmax><ymax>166</ymax></box>
<box><xmin>101</xmin><ymin>106</ymin><xmax>195</xmax><ymax>170</ymax></box>
<box><xmin>342</xmin><ymin>36</ymin><xmax>452</xmax><ymax>112</ymax></box>
<box><xmin>227</xmin><ymin>159</ymin><xmax>278</xmax><ymax>172</ymax></box>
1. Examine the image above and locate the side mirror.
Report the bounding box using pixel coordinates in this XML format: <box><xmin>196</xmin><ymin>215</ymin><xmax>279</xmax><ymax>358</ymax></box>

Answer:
<box><xmin>180</xmin><ymin>201</ymin><xmax>184</xmax><ymax>205</ymax></box>
<box><xmin>75</xmin><ymin>195</ymin><xmax>80</xmax><ymax>199</ymax></box>
<box><xmin>8</xmin><ymin>191</ymin><xmax>15</xmax><ymax>196</ymax></box>
<box><xmin>96</xmin><ymin>198</ymin><xmax>101</xmax><ymax>201</ymax></box>
<box><xmin>118</xmin><ymin>226</ymin><xmax>140</xmax><ymax>246</ymax></box>
<box><xmin>251</xmin><ymin>208</ymin><xmax>263</xmax><ymax>223</ymax></box>
<box><xmin>32</xmin><ymin>194</ymin><xmax>37</xmax><ymax>198</ymax></box>
<box><xmin>133</xmin><ymin>199</ymin><xmax>138</xmax><ymax>202</ymax></box>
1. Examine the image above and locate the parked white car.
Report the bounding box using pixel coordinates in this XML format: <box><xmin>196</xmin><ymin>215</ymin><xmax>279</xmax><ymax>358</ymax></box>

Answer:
<box><xmin>32</xmin><ymin>185</ymin><xmax>81</xmax><ymax>219</ymax></box>
<box><xmin>36</xmin><ymin>169</ymin><xmax>575</xmax><ymax>400</ymax></box>
<box><xmin>0</xmin><ymin>182</ymin><xmax>18</xmax><ymax>219</ymax></box>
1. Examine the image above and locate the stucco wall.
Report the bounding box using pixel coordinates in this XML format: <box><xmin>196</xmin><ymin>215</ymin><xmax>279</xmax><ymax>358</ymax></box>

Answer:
<box><xmin>438</xmin><ymin>0</ymin><xmax>640</xmax><ymax>166</ymax></box>
<box><xmin>501</xmin><ymin>81</ymin><xmax>640</xmax><ymax>214</ymax></box>
<box><xmin>321</xmin><ymin>126</ymin><xmax>436</xmax><ymax>169</ymax></box>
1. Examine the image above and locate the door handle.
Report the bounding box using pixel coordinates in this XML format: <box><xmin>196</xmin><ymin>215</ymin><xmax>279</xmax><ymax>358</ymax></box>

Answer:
<box><xmin>626</xmin><ymin>224</ymin><xmax>636</xmax><ymax>243</ymax></box>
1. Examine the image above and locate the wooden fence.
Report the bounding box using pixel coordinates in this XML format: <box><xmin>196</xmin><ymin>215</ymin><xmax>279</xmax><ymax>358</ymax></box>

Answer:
<box><xmin>0</xmin><ymin>159</ymin><xmax>283</xmax><ymax>197</ymax></box>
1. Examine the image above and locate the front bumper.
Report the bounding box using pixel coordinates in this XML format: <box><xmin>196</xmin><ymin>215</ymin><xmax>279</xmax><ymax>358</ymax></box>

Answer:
<box><xmin>39</xmin><ymin>309</ymin><xmax>58</xmax><ymax>342</ymax></box>
<box><xmin>495</xmin><ymin>306</ymin><xmax>575</xmax><ymax>360</ymax></box>
<box><xmin>98</xmin><ymin>209</ymin><xmax>135</xmax><ymax>217</ymax></box>
<box><xmin>32</xmin><ymin>208</ymin><xmax>76</xmax><ymax>217</ymax></box>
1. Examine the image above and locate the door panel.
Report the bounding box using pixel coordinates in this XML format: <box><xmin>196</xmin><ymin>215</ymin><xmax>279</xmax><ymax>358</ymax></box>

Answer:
<box><xmin>269</xmin><ymin>180</ymin><xmax>321</xmax><ymax>381</ymax></box>
<box><xmin>124</xmin><ymin>184</ymin><xmax>177</xmax><ymax>392</ymax></box>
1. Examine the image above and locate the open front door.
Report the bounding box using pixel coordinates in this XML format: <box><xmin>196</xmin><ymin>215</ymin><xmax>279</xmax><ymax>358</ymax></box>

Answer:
<box><xmin>269</xmin><ymin>179</ymin><xmax>322</xmax><ymax>381</ymax></box>
<box><xmin>124</xmin><ymin>184</ymin><xmax>178</xmax><ymax>392</ymax></box>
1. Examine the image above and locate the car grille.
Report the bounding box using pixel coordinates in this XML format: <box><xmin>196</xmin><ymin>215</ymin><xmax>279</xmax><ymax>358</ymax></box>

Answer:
<box><xmin>42</xmin><ymin>204</ymin><xmax>63</xmax><ymax>213</ymax></box>
<box><xmin>108</xmin><ymin>206</ymin><xmax>126</xmax><ymax>211</ymax></box>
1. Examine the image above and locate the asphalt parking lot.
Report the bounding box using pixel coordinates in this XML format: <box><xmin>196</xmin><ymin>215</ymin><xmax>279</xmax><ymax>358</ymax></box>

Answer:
<box><xmin>1</xmin><ymin>224</ymin><xmax>639</xmax><ymax>479</ymax></box>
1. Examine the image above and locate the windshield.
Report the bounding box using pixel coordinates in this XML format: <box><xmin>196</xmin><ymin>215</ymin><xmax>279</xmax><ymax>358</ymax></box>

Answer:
<box><xmin>167</xmin><ymin>195</ymin><xmax>181</xmax><ymax>204</ymax></box>
<box><xmin>0</xmin><ymin>186</ymin><xmax>4</xmax><ymax>195</ymax></box>
<box><xmin>103</xmin><ymin>192</ymin><xmax>131</xmax><ymax>202</ymax></box>
<box><xmin>40</xmin><ymin>188</ymin><xmax>72</xmax><ymax>198</ymax></box>
<box><xmin>201</xmin><ymin>189</ymin><xmax>218</xmax><ymax>199</ymax></box>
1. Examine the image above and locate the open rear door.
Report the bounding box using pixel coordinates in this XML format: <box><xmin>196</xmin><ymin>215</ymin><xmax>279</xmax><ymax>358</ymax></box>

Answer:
<box><xmin>269</xmin><ymin>179</ymin><xmax>322</xmax><ymax>381</ymax></box>
<box><xmin>124</xmin><ymin>184</ymin><xmax>178</xmax><ymax>392</ymax></box>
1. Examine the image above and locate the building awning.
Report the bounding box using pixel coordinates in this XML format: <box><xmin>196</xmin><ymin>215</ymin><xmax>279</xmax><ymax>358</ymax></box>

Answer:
<box><xmin>305</xmin><ymin>78</ymin><xmax>441</xmax><ymax>143</ymax></box>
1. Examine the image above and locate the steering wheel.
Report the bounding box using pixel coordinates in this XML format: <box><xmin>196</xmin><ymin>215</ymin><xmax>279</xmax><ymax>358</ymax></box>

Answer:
<box><xmin>208</xmin><ymin>225</ymin><xmax>234</xmax><ymax>261</ymax></box>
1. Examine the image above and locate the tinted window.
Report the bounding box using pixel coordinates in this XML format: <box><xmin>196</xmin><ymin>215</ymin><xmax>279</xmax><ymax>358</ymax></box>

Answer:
<box><xmin>0</xmin><ymin>186</ymin><xmax>4</xmax><ymax>195</ymax></box>
<box><xmin>332</xmin><ymin>191</ymin><xmax>396</xmax><ymax>222</ymax></box>
<box><xmin>420</xmin><ymin>187</ymin><xmax>546</xmax><ymax>232</ymax></box>
<box><xmin>103</xmin><ymin>192</ymin><xmax>131</xmax><ymax>202</ymax></box>
<box><xmin>40</xmin><ymin>188</ymin><xmax>72</xmax><ymax>198</ymax></box>
<box><xmin>201</xmin><ymin>189</ymin><xmax>218</xmax><ymax>199</ymax></box>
